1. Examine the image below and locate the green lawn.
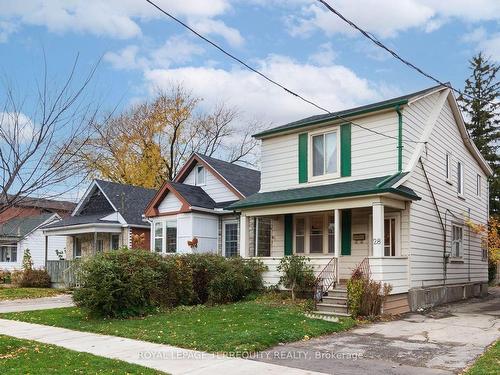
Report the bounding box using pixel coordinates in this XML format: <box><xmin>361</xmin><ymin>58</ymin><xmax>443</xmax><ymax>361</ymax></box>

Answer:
<box><xmin>465</xmin><ymin>340</ymin><xmax>500</xmax><ymax>375</ymax></box>
<box><xmin>0</xmin><ymin>300</ymin><xmax>354</xmax><ymax>354</ymax></box>
<box><xmin>0</xmin><ymin>334</ymin><xmax>164</xmax><ymax>374</ymax></box>
<box><xmin>0</xmin><ymin>287</ymin><xmax>63</xmax><ymax>301</ymax></box>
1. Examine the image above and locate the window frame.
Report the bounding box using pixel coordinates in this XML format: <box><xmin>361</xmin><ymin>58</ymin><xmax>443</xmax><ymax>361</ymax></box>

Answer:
<box><xmin>0</xmin><ymin>244</ymin><xmax>17</xmax><ymax>263</ymax></box>
<box><xmin>450</xmin><ymin>223</ymin><xmax>463</xmax><ymax>259</ymax></box>
<box><xmin>110</xmin><ymin>234</ymin><xmax>120</xmax><ymax>250</ymax></box>
<box><xmin>293</xmin><ymin>212</ymin><xmax>335</xmax><ymax>255</ymax></box>
<box><xmin>154</xmin><ymin>221</ymin><xmax>164</xmax><ymax>253</ymax></box>
<box><xmin>457</xmin><ymin>161</ymin><xmax>464</xmax><ymax>197</ymax></box>
<box><xmin>223</xmin><ymin>220</ymin><xmax>239</xmax><ymax>257</ymax></box>
<box><xmin>445</xmin><ymin>152</ymin><xmax>452</xmax><ymax>184</ymax></box>
<box><xmin>308</xmin><ymin>128</ymin><xmax>341</xmax><ymax>182</ymax></box>
<box><xmin>165</xmin><ymin>220</ymin><xmax>177</xmax><ymax>253</ymax></box>
<box><xmin>477</xmin><ymin>174</ymin><xmax>481</xmax><ymax>197</ymax></box>
<box><xmin>195</xmin><ymin>165</ymin><xmax>206</xmax><ymax>186</ymax></box>
<box><xmin>255</xmin><ymin>217</ymin><xmax>272</xmax><ymax>257</ymax></box>
<box><xmin>73</xmin><ymin>237</ymin><xmax>82</xmax><ymax>258</ymax></box>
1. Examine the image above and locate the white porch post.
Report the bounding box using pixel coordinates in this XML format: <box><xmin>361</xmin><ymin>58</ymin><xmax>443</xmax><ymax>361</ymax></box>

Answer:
<box><xmin>372</xmin><ymin>202</ymin><xmax>385</xmax><ymax>257</ymax></box>
<box><xmin>334</xmin><ymin>208</ymin><xmax>341</xmax><ymax>283</ymax></box>
<box><xmin>239</xmin><ymin>214</ymin><xmax>248</xmax><ymax>257</ymax></box>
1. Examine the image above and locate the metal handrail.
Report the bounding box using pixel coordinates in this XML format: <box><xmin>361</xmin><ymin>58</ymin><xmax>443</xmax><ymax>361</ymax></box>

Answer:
<box><xmin>313</xmin><ymin>257</ymin><xmax>338</xmax><ymax>305</ymax></box>
<box><xmin>352</xmin><ymin>257</ymin><xmax>371</xmax><ymax>280</ymax></box>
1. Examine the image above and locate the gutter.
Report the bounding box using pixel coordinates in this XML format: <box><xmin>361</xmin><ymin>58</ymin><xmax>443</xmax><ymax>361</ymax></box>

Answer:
<box><xmin>396</xmin><ymin>105</ymin><xmax>403</xmax><ymax>173</ymax></box>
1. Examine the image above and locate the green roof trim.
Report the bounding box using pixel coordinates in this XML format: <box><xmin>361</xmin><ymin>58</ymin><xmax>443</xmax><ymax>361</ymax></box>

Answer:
<box><xmin>253</xmin><ymin>83</ymin><xmax>446</xmax><ymax>139</ymax></box>
<box><xmin>226</xmin><ymin>173</ymin><xmax>419</xmax><ymax>211</ymax></box>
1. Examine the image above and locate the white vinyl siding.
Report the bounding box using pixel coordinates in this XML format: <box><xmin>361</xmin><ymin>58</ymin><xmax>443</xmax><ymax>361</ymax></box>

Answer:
<box><xmin>259</xmin><ymin>110</ymin><xmax>399</xmax><ymax>192</ymax></box>
<box><xmin>158</xmin><ymin>192</ymin><xmax>182</xmax><ymax>213</ymax></box>
<box><xmin>184</xmin><ymin>162</ymin><xmax>239</xmax><ymax>202</ymax></box>
<box><xmin>405</xmin><ymin>98</ymin><xmax>488</xmax><ymax>288</ymax></box>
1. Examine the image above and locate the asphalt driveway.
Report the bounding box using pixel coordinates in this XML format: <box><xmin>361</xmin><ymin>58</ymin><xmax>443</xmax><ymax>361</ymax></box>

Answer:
<box><xmin>253</xmin><ymin>287</ymin><xmax>500</xmax><ymax>375</ymax></box>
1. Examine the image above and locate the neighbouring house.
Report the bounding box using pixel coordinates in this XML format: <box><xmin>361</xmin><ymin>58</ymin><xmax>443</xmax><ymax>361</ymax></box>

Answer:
<box><xmin>0</xmin><ymin>196</ymin><xmax>75</xmax><ymax>223</ymax></box>
<box><xmin>43</xmin><ymin>180</ymin><xmax>156</xmax><ymax>259</ymax></box>
<box><xmin>228</xmin><ymin>84</ymin><xmax>492</xmax><ymax>314</ymax></box>
<box><xmin>144</xmin><ymin>153</ymin><xmax>260</xmax><ymax>255</ymax></box>
<box><xmin>0</xmin><ymin>213</ymin><xmax>66</xmax><ymax>270</ymax></box>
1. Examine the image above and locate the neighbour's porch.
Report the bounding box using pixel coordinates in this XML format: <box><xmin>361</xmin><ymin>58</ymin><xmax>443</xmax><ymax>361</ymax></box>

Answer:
<box><xmin>240</xmin><ymin>195</ymin><xmax>411</xmax><ymax>295</ymax></box>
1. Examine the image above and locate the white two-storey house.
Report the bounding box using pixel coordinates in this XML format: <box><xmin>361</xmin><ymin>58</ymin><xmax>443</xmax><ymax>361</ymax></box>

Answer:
<box><xmin>229</xmin><ymin>84</ymin><xmax>492</xmax><ymax>313</ymax></box>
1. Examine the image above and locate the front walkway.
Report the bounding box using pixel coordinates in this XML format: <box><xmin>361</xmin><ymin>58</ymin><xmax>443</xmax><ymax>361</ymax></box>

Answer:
<box><xmin>0</xmin><ymin>319</ymin><xmax>325</xmax><ymax>375</ymax></box>
<box><xmin>254</xmin><ymin>287</ymin><xmax>500</xmax><ymax>375</ymax></box>
<box><xmin>0</xmin><ymin>294</ymin><xmax>74</xmax><ymax>313</ymax></box>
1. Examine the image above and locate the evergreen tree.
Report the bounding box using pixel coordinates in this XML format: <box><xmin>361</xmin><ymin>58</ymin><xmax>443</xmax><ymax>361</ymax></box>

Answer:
<box><xmin>458</xmin><ymin>52</ymin><xmax>500</xmax><ymax>215</ymax></box>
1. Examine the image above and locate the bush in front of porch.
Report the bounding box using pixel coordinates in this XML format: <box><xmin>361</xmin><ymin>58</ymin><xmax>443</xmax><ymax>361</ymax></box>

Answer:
<box><xmin>73</xmin><ymin>250</ymin><xmax>267</xmax><ymax>318</ymax></box>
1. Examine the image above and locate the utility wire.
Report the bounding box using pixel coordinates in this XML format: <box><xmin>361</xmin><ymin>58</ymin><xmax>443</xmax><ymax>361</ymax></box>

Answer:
<box><xmin>315</xmin><ymin>0</ymin><xmax>497</xmax><ymax>106</ymax></box>
<box><xmin>144</xmin><ymin>0</ymin><xmax>427</xmax><ymax>144</ymax></box>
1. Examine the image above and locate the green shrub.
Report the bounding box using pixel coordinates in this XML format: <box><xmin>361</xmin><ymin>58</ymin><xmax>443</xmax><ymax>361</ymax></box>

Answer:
<box><xmin>277</xmin><ymin>255</ymin><xmax>316</xmax><ymax>300</ymax></box>
<box><xmin>73</xmin><ymin>250</ymin><xmax>163</xmax><ymax>318</ymax></box>
<box><xmin>346</xmin><ymin>278</ymin><xmax>364</xmax><ymax>317</ymax></box>
<box><xmin>73</xmin><ymin>250</ymin><xmax>266</xmax><ymax>317</ymax></box>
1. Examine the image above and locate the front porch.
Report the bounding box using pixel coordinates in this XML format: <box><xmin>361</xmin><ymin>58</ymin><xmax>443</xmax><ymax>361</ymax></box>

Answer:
<box><xmin>239</xmin><ymin>195</ymin><xmax>411</xmax><ymax>295</ymax></box>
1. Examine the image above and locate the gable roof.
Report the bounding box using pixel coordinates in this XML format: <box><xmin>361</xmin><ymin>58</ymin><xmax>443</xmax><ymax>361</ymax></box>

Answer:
<box><xmin>1</xmin><ymin>195</ymin><xmax>76</xmax><ymax>212</ymax></box>
<box><xmin>0</xmin><ymin>213</ymin><xmax>59</xmax><ymax>239</ymax></box>
<box><xmin>169</xmin><ymin>182</ymin><xmax>216</xmax><ymax>209</ymax></box>
<box><xmin>174</xmin><ymin>153</ymin><xmax>261</xmax><ymax>198</ymax></box>
<box><xmin>253</xmin><ymin>84</ymin><xmax>446</xmax><ymax>139</ymax></box>
<box><xmin>227</xmin><ymin>174</ymin><xmax>419</xmax><ymax>210</ymax></box>
<box><xmin>93</xmin><ymin>180</ymin><xmax>157</xmax><ymax>226</ymax></box>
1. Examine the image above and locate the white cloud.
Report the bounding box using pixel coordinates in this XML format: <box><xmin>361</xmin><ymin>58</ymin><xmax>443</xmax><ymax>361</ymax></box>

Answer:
<box><xmin>0</xmin><ymin>112</ymin><xmax>35</xmax><ymax>143</ymax></box>
<box><xmin>0</xmin><ymin>20</ymin><xmax>17</xmax><ymax>42</ymax></box>
<box><xmin>0</xmin><ymin>0</ymin><xmax>239</xmax><ymax>44</ymax></box>
<box><xmin>189</xmin><ymin>18</ymin><xmax>244</xmax><ymax>47</ymax></box>
<box><xmin>463</xmin><ymin>28</ymin><xmax>500</xmax><ymax>62</ymax></box>
<box><xmin>308</xmin><ymin>42</ymin><xmax>336</xmax><ymax>66</ymax></box>
<box><xmin>143</xmin><ymin>55</ymin><xmax>390</xmax><ymax>125</ymax></box>
<box><xmin>104</xmin><ymin>36</ymin><xmax>204</xmax><ymax>71</ymax></box>
<box><xmin>286</xmin><ymin>0</ymin><xmax>500</xmax><ymax>39</ymax></box>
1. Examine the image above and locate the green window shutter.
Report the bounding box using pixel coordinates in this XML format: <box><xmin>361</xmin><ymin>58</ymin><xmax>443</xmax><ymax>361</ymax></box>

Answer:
<box><xmin>298</xmin><ymin>133</ymin><xmax>308</xmax><ymax>183</ymax></box>
<box><xmin>341</xmin><ymin>210</ymin><xmax>351</xmax><ymax>255</ymax></box>
<box><xmin>284</xmin><ymin>214</ymin><xmax>293</xmax><ymax>256</ymax></box>
<box><xmin>340</xmin><ymin>123</ymin><xmax>351</xmax><ymax>177</ymax></box>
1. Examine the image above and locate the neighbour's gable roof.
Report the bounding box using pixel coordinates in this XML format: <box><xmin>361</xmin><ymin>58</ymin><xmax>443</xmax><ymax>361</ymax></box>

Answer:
<box><xmin>253</xmin><ymin>84</ymin><xmax>446</xmax><ymax>139</ymax></box>
<box><xmin>42</xmin><ymin>212</ymin><xmax>119</xmax><ymax>229</ymax></box>
<box><xmin>227</xmin><ymin>173</ymin><xmax>419</xmax><ymax>210</ymax></box>
<box><xmin>174</xmin><ymin>153</ymin><xmax>261</xmax><ymax>198</ymax></box>
<box><xmin>1</xmin><ymin>195</ymin><xmax>76</xmax><ymax>212</ymax></box>
<box><xmin>0</xmin><ymin>213</ymin><xmax>59</xmax><ymax>239</ymax></box>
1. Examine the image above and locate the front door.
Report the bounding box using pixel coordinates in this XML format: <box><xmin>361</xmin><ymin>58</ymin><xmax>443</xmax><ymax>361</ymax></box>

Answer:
<box><xmin>223</xmin><ymin>221</ymin><xmax>238</xmax><ymax>257</ymax></box>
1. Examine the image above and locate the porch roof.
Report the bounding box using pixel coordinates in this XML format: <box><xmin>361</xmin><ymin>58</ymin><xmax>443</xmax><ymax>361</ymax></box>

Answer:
<box><xmin>226</xmin><ymin>173</ymin><xmax>419</xmax><ymax>210</ymax></box>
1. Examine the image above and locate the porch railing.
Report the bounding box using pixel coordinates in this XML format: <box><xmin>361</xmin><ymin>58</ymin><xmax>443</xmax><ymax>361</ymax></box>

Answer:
<box><xmin>352</xmin><ymin>257</ymin><xmax>371</xmax><ymax>280</ymax></box>
<box><xmin>313</xmin><ymin>257</ymin><xmax>338</xmax><ymax>305</ymax></box>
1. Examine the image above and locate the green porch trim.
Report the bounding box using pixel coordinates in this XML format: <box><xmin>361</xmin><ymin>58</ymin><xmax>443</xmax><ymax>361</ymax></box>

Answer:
<box><xmin>340</xmin><ymin>123</ymin><xmax>351</xmax><ymax>177</ymax></box>
<box><xmin>341</xmin><ymin>210</ymin><xmax>351</xmax><ymax>256</ymax></box>
<box><xmin>298</xmin><ymin>133</ymin><xmax>308</xmax><ymax>183</ymax></box>
<box><xmin>284</xmin><ymin>214</ymin><xmax>293</xmax><ymax>256</ymax></box>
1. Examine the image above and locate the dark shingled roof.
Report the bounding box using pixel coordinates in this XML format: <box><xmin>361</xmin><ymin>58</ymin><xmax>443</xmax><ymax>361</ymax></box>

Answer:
<box><xmin>253</xmin><ymin>84</ymin><xmax>447</xmax><ymax>138</ymax></box>
<box><xmin>196</xmin><ymin>153</ymin><xmax>261</xmax><ymax>197</ymax></box>
<box><xmin>0</xmin><ymin>213</ymin><xmax>57</xmax><ymax>239</ymax></box>
<box><xmin>169</xmin><ymin>182</ymin><xmax>216</xmax><ymax>209</ymax></box>
<box><xmin>95</xmin><ymin>180</ymin><xmax>157</xmax><ymax>226</ymax></box>
<box><xmin>227</xmin><ymin>174</ymin><xmax>419</xmax><ymax>210</ymax></box>
<box><xmin>43</xmin><ymin>212</ymin><xmax>119</xmax><ymax>229</ymax></box>
<box><xmin>2</xmin><ymin>195</ymin><xmax>76</xmax><ymax>212</ymax></box>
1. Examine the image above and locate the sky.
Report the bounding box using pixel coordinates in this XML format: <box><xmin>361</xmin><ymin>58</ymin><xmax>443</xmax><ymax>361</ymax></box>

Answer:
<box><xmin>0</xmin><ymin>0</ymin><xmax>499</xmax><ymax>200</ymax></box>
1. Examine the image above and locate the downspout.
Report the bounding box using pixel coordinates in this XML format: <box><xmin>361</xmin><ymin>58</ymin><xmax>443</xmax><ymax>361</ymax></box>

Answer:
<box><xmin>396</xmin><ymin>105</ymin><xmax>403</xmax><ymax>173</ymax></box>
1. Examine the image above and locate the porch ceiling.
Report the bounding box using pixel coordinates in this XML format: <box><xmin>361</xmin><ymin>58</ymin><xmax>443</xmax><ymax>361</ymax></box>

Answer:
<box><xmin>227</xmin><ymin>173</ymin><xmax>419</xmax><ymax>211</ymax></box>
<box><xmin>43</xmin><ymin>223</ymin><xmax>123</xmax><ymax>236</ymax></box>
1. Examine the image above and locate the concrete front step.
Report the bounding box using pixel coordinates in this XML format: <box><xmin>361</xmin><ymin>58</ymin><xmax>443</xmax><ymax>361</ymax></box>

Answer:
<box><xmin>316</xmin><ymin>303</ymin><xmax>349</xmax><ymax>314</ymax></box>
<box><xmin>322</xmin><ymin>296</ymin><xmax>347</xmax><ymax>305</ymax></box>
<box><xmin>311</xmin><ymin>310</ymin><xmax>351</xmax><ymax>318</ymax></box>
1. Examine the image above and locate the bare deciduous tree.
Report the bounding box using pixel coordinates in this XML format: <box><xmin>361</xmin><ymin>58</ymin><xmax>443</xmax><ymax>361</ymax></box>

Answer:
<box><xmin>0</xmin><ymin>57</ymin><xmax>100</xmax><ymax>216</ymax></box>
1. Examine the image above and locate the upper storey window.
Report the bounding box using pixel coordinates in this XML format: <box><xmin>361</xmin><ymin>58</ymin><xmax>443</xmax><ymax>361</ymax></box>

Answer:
<box><xmin>310</xmin><ymin>130</ymin><xmax>339</xmax><ymax>180</ymax></box>
<box><xmin>195</xmin><ymin>165</ymin><xmax>206</xmax><ymax>186</ymax></box>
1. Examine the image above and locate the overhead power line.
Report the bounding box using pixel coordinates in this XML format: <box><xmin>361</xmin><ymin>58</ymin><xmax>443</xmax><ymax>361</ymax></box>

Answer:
<box><xmin>144</xmin><ymin>0</ymin><xmax>426</xmax><ymax>144</ymax></box>
<box><xmin>315</xmin><ymin>0</ymin><xmax>497</xmax><ymax>106</ymax></box>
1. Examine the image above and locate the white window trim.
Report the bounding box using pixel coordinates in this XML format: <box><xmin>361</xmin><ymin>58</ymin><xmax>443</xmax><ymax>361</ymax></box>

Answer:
<box><xmin>154</xmin><ymin>221</ymin><xmax>164</xmax><ymax>253</ymax></box>
<box><xmin>450</xmin><ymin>223</ymin><xmax>464</xmax><ymax>260</ymax></box>
<box><xmin>0</xmin><ymin>244</ymin><xmax>18</xmax><ymax>263</ymax></box>
<box><xmin>153</xmin><ymin>219</ymin><xmax>178</xmax><ymax>254</ymax></box>
<box><xmin>445</xmin><ymin>152</ymin><xmax>452</xmax><ymax>184</ymax></box>
<box><xmin>293</xmin><ymin>212</ymin><xmax>335</xmax><ymax>256</ymax></box>
<box><xmin>110</xmin><ymin>234</ymin><xmax>120</xmax><ymax>250</ymax></box>
<box><xmin>477</xmin><ymin>174</ymin><xmax>481</xmax><ymax>197</ymax></box>
<box><xmin>223</xmin><ymin>220</ymin><xmax>239</xmax><ymax>257</ymax></box>
<box><xmin>457</xmin><ymin>161</ymin><xmax>464</xmax><ymax>198</ymax></box>
<box><xmin>195</xmin><ymin>165</ymin><xmax>206</xmax><ymax>186</ymax></box>
<box><xmin>368</xmin><ymin>212</ymin><xmax>401</xmax><ymax>257</ymax></box>
<box><xmin>308</xmin><ymin>127</ymin><xmax>341</xmax><ymax>182</ymax></box>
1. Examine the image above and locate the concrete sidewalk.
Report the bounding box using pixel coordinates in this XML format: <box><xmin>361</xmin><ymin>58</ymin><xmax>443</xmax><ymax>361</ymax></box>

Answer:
<box><xmin>0</xmin><ymin>294</ymin><xmax>74</xmax><ymax>313</ymax></box>
<box><xmin>0</xmin><ymin>319</ymin><xmax>325</xmax><ymax>375</ymax></box>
